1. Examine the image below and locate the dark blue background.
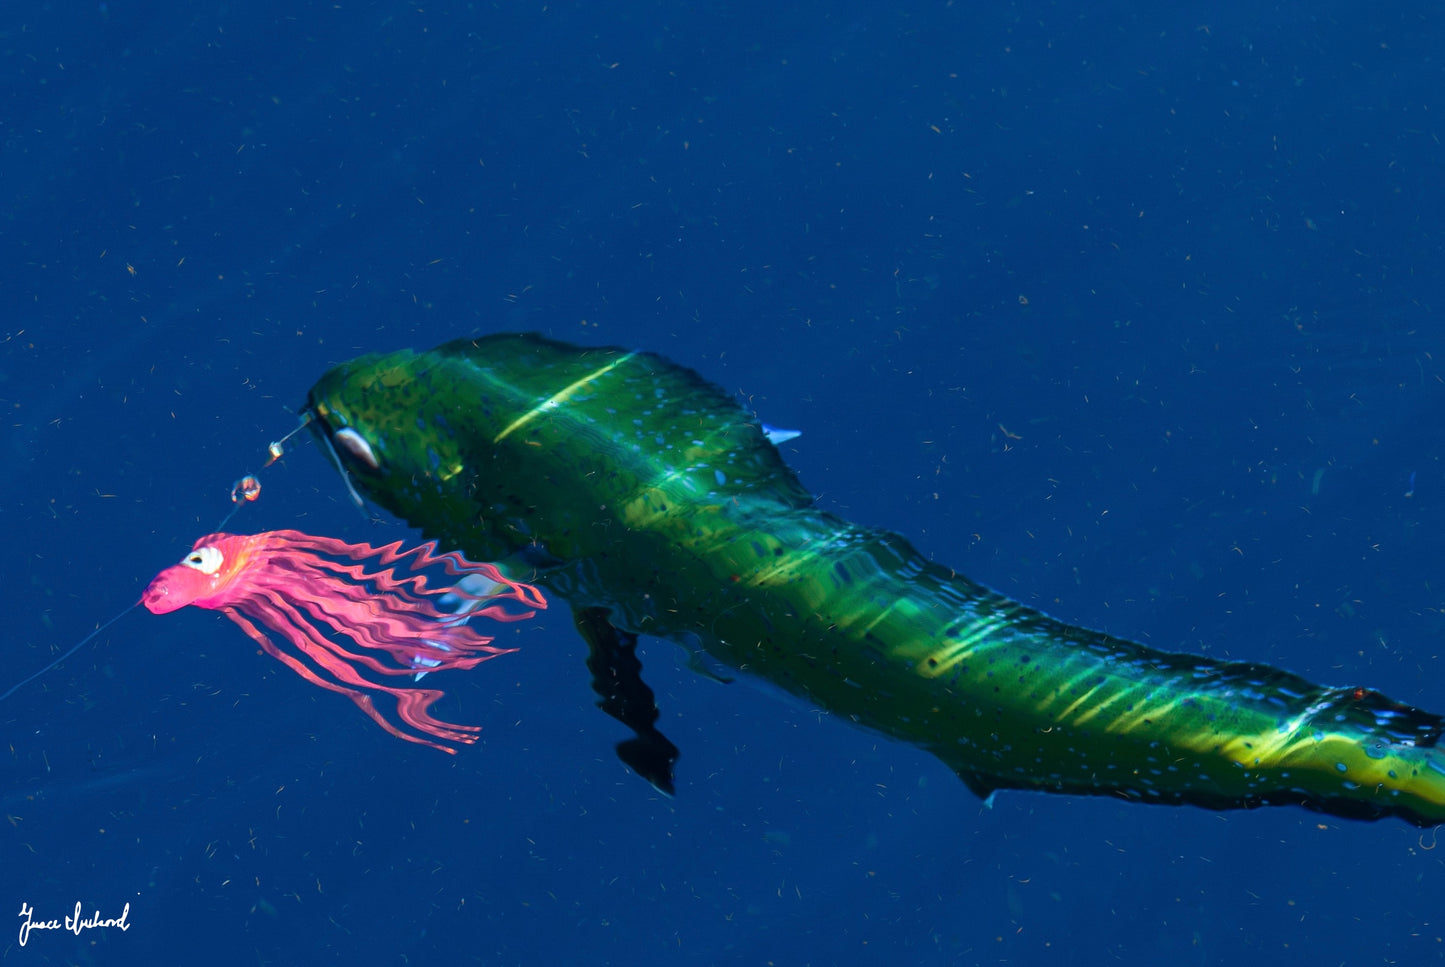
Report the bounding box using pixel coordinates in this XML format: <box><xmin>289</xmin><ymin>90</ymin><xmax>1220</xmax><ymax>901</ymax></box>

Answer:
<box><xmin>4</xmin><ymin>1</ymin><xmax>1445</xmax><ymax>964</ymax></box>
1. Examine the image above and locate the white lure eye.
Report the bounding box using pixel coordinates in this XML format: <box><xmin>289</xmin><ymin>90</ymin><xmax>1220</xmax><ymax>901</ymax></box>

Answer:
<box><xmin>335</xmin><ymin>427</ymin><xmax>381</xmax><ymax>470</ymax></box>
<box><xmin>181</xmin><ymin>545</ymin><xmax>224</xmax><ymax>575</ymax></box>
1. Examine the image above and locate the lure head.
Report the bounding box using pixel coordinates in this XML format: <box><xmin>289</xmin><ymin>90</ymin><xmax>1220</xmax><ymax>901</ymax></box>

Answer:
<box><xmin>142</xmin><ymin>533</ymin><xmax>255</xmax><ymax>614</ymax></box>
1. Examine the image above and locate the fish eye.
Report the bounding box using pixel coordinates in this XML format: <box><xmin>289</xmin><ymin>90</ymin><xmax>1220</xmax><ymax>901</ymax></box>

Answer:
<box><xmin>334</xmin><ymin>426</ymin><xmax>381</xmax><ymax>471</ymax></box>
<box><xmin>181</xmin><ymin>545</ymin><xmax>224</xmax><ymax>575</ymax></box>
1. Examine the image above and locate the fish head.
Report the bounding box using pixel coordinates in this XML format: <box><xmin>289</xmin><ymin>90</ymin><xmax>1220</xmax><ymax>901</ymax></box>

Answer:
<box><xmin>303</xmin><ymin>340</ymin><xmax>544</xmax><ymax>561</ymax></box>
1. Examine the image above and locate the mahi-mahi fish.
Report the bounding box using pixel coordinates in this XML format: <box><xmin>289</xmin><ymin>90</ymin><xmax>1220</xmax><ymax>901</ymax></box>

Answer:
<box><xmin>303</xmin><ymin>332</ymin><xmax>1445</xmax><ymax>824</ymax></box>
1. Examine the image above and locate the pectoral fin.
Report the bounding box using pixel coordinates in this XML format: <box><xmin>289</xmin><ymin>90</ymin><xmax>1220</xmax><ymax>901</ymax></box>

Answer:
<box><xmin>574</xmin><ymin>606</ymin><xmax>680</xmax><ymax>796</ymax></box>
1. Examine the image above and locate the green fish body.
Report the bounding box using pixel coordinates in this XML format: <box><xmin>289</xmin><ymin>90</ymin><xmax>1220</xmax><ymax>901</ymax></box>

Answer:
<box><xmin>306</xmin><ymin>333</ymin><xmax>1445</xmax><ymax>824</ymax></box>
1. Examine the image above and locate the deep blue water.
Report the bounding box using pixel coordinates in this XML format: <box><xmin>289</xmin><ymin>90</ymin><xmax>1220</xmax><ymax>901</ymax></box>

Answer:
<box><xmin>4</xmin><ymin>1</ymin><xmax>1445</xmax><ymax>964</ymax></box>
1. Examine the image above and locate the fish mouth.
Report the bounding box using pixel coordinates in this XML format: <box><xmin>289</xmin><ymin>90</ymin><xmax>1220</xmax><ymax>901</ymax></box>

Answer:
<box><xmin>301</xmin><ymin>403</ymin><xmax>378</xmax><ymax>510</ymax></box>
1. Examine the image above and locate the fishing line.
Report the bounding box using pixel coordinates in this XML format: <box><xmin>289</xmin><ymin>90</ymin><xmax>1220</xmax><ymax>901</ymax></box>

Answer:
<box><xmin>216</xmin><ymin>410</ymin><xmax>317</xmax><ymax>530</ymax></box>
<box><xmin>0</xmin><ymin>411</ymin><xmax>320</xmax><ymax>704</ymax></box>
<box><xmin>0</xmin><ymin>605</ymin><xmax>136</xmax><ymax>704</ymax></box>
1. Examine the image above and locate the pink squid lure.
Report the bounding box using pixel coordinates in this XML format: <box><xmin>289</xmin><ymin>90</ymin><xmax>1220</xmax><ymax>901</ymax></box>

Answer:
<box><xmin>142</xmin><ymin>529</ymin><xmax>546</xmax><ymax>752</ymax></box>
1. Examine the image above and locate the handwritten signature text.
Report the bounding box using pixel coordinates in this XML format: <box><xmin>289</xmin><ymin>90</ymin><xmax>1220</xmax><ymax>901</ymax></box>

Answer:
<box><xmin>17</xmin><ymin>901</ymin><xmax>131</xmax><ymax>946</ymax></box>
